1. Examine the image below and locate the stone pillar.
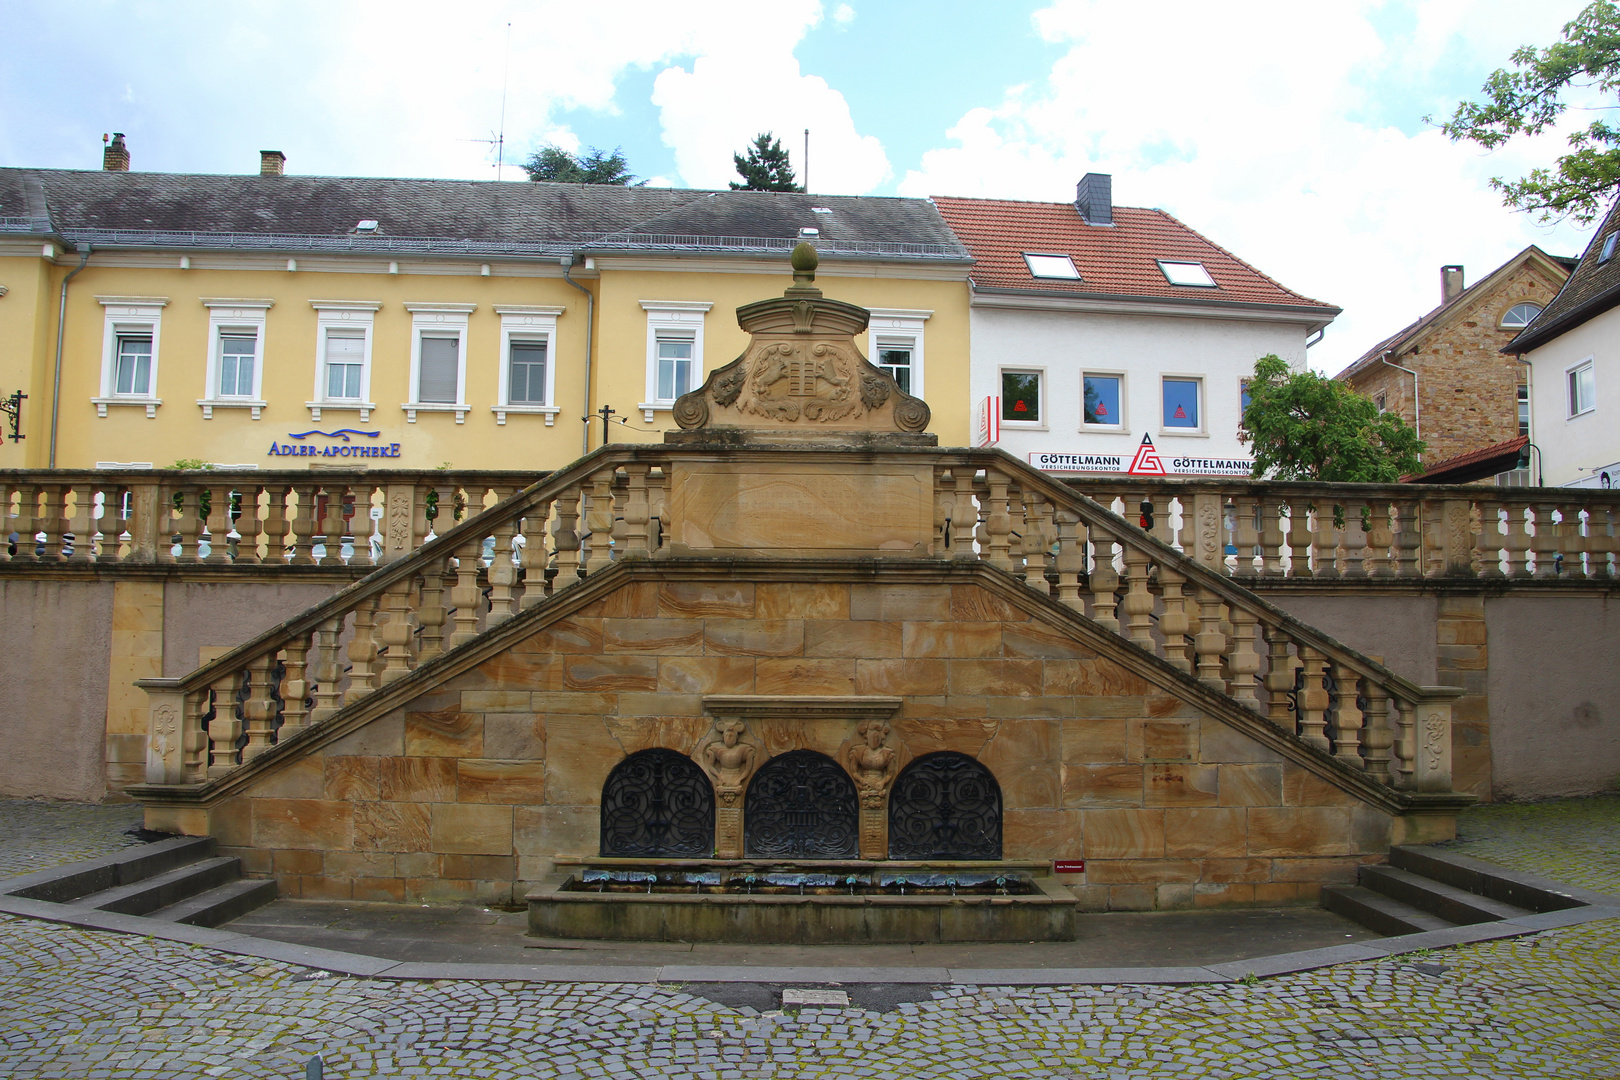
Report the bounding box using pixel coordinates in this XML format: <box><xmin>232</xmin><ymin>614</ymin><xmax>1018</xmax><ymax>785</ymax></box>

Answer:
<box><xmin>381</xmin><ymin>483</ymin><xmax>416</xmax><ymax>564</ymax></box>
<box><xmin>715</xmin><ymin>793</ymin><xmax>744</xmax><ymax>859</ymax></box>
<box><xmin>859</xmin><ymin>794</ymin><xmax>887</xmax><ymax>860</ymax></box>
<box><xmin>1436</xmin><ymin>594</ymin><xmax>1491</xmax><ymax>797</ymax></box>
<box><xmin>140</xmin><ymin>679</ymin><xmax>187</xmax><ymax>784</ymax></box>
<box><xmin>1412</xmin><ymin>687</ymin><xmax>1464</xmax><ymax>792</ymax></box>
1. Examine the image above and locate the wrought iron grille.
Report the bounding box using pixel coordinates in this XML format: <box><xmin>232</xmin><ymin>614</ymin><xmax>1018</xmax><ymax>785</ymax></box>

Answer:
<box><xmin>887</xmin><ymin>752</ymin><xmax>1002</xmax><ymax>860</ymax></box>
<box><xmin>743</xmin><ymin>750</ymin><xmax>859</xmax><ymax>859</ymax></box>
<box><xmin>599</xmin><ymin>749</ymin><xmax>715</xmax><ymax>858</ymax></box>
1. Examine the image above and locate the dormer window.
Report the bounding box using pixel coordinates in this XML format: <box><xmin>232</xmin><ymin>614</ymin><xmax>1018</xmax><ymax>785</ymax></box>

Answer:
<box><xmin>1157</xmin><ymin>260</ymin><xmax>1216</xmax><ymax>287</ymax></box>
<box><xmin>354</xmin><ymin>219</ymin><xmax>379</xmax><ymax>233</ymax></box>
<box><xmin>1023</xmin><ymin>253</ymin><xmax>1080</xmax><ymax>280</ymax></box>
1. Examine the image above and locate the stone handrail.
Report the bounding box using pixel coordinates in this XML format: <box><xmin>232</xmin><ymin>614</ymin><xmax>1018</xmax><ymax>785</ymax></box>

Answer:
<box><xmin>137</xmin><ymin>444</ymin><xmax>1464</xmax><ymax>797</ymax></box>
<box><xmin>1058</xmin><ymin>476</ymin><xmax>1619</xmax><ymax>583</ymax></box>
<box><xmin>0</xmin><ymin>469</ymin><xmax>541</xmax><ymax>568</ymax></box>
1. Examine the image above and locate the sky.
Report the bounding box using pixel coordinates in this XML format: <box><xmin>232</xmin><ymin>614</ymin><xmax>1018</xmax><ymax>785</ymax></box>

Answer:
<box><xmin>0</xmin><ymin>0</ymin><xmax>1608</xmax><ymax>373</ymax></box>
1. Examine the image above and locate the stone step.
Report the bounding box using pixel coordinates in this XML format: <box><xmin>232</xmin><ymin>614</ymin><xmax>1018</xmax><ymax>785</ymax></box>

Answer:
<box><xmin>5</xmin><ymin>835</ymin><xmax>216</xmax><ymax>903</ymax></box>
<box><xmin>1389</xmin><ymin>845</ymin><xmax>1586</xmax><ymax>913</ymax></box>
<box><xmin>148</xmin><ymin>877</ymin><xmax>278</xmax><ymax>928</ymax></box>
<box><xmin>1321</xmin><ymin>884</ymin><xmax>1455</xmax><ymax>936</ymax></box>
<box><xmin>1359</xmin><ymin>865</ymin><xmax>1536</xmax><ymax>926</ymax></box>
<box><xmin>71</xmin><ymin>856</ymin><xmax>242</xmax><ymax>917</ymax></box>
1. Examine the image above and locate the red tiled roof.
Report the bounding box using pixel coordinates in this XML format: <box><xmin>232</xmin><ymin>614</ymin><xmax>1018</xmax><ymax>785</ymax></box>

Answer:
<box><xmin>931</xmin><ymin>196</ymin><xmax>1335</xmax><ymax>311</ymax></box>
<box><xmin>1406</xmin><ymin>434</ymin><xmax>1528</xmax><ymax>484</ymax></box>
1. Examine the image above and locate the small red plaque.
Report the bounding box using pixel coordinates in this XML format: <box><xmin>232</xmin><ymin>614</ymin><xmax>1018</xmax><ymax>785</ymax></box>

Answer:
<box><xmin>1053</xmin><ymin>860</ymin><xmax>1085</xmax><ymax>874</ymax></box>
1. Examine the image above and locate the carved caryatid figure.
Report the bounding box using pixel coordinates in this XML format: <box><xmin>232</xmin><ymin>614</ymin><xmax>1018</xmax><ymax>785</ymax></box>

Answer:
<box><xmin>847</xmin><ymin>718</ymin><xmax>898</xmax><ymax>808</ymax></box>
<box><xmin>696</xmin><ymin>717</ymin><xmax>759</xmax><ymax>807</ymax></box>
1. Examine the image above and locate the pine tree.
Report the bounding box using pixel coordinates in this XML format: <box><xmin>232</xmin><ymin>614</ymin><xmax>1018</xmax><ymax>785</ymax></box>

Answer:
<box><xmin>730</xmin><ymin>133</ymin><xmax>802</xmax><ymax>192</ymax></box>
<box><xmin>523</xmin><ymin>145</ymin><xmax>640</xmax><ymax>185</ymax></box>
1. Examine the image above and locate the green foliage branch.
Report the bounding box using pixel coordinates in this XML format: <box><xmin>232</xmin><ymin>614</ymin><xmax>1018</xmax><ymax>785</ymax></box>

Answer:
<box><xmin>523</xmin><ymin>145</ymin><xmax>642</xmax><ymax>186</ymax></box>
<box><xmin>1239</xmin><ymin>355</ymin><xmax>1426</xmax><ymax>483</ymax></box>
<box><xmin>730</xmin><ymin>132</ymin><xmax>803</xmax><ymax>192</ymax></box>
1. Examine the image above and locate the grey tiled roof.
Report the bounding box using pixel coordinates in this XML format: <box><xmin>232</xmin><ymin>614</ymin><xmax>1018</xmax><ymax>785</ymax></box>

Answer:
<box><xmin>1506</xmin><ymin>194</ymin><xmax>1620</xmax><ymax>353</ymax></box>
<box><xmin>0</xmin><ymin>168</ymin><xmax>970</xmax><ymax>263</ymax></box>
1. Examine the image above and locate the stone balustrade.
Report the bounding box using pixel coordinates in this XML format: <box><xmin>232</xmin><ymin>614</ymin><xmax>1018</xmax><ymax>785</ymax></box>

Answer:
<box><xmin>139</xmin><ymin>445</ymin><xmax>1465</xmax><ymax>798</ymax></box>
<box><xmin>1059</xmin><ymin>477</ymin><xmax>1619</xmax><ymax>583</ymax></box>
<box><xmin>0</xmin><ymin>469</ymin><xmax>539</xmax><ymax>568</ymax></box>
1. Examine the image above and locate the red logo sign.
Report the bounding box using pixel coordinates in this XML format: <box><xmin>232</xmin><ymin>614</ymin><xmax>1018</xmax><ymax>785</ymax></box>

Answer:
<box><xmin>1127</xmin><ymin>434</ymin><xmax>1166</xmax><ymax>475</ymax></box>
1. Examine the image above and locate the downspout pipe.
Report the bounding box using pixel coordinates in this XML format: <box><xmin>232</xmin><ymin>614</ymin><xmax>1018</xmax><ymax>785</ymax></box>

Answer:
<box><xmin>1378</xmin><ymin>351</ymin><xmax>1420</xmax><ymax>439</ymax></box>
<box><xmin>560</xmin><ymin>254</ymin><xmax>595</xmax><ymax>455</ymax></box>
<box><xmin>50</xmin><ymin>244</ymin><xmax>91</xmax><ymax>468</ymax></box>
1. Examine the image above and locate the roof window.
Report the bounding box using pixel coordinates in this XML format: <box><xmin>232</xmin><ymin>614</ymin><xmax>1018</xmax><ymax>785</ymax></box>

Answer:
<box><xmin>1157</xmin><ymin>260</ymin><xmax>1216</xmax><ymax>287</ymax></box>
<box><xmin>1600</xmin><ymin>232</ymin><xmax>1618</xmax><ymax>265</ymax></box>
<box><xmin>1023</xmin><ymin>253</ymin><xmax>1080</xmax><ymax>280</ymax></box>
<box><xmin>811</xmin><ymin>207</ymin><xmax>833</xmax><ymax>214</ymax></box>
<box><xmin>355</xmin><ymin>219</ymin><xmax>379</xmax><ymax>233</ymax></box>
<box><xmin>798</xmin><ymin>227</ymin><xmax>820</xmax><ymax>240</ymax></box>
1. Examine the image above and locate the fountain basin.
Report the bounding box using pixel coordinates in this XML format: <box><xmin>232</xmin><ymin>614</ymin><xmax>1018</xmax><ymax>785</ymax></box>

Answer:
<box><xmin>526</xmin><ymin>859</ymin><xmax>1077</xmax><ymax>943</ymax></box>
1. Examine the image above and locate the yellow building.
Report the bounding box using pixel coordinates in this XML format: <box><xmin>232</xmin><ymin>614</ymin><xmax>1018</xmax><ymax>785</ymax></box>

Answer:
<box><xmin>0</xmin><ymin>143</ymin><xmax>972</xmax><ymax>471</ymax></box>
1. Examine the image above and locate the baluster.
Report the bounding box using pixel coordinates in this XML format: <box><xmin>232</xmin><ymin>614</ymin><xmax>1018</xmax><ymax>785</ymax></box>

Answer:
<box><xmin>1088</xmin><ymin>524</ymin><xmax>1121</xmax><ymax>632</ymax></box>
<box><xmin>8</xmin><ymin>484</ymin><xmax>38</xmax><ymax>563</ymax></box>
<box><xmin>1053</xmin><ymin>510</ymin><xmax>1084</xmax><ymax>612</ymax></box>
<box><xmin>1120</xmin><ymin>543</ymin><xmax>1154</xmax><ymax>647</ymax></box>
<box><xmin>1532</xmin><ymin>499</ymin><xmax>1561</xmax><ymax>578</ymax></box>
<box><xmin>1563</xmin><ymin>502</ymin><xmax>1590</xmax><ymax>580</ymax></box>
<box><xmin>37</xmin><ymin>483</ymin><xmax>67</xmax><ymax>561</ymax></box>
<box><xmin>1479</xmin><ymin>501</ymin><xmax>1509</xmax><ymax>578</ymax></box>
<box><xmin>519</xmin><ymin>500</ymin><xmax>555</xmax><ymax>610</ymax></box>
<box><xmin>485</xmin><ymin>511</ymin><xmax>521</xmax><ymax>627</ymax></box>
<box><xmin>378</xmin><ymin>579</ymin><xmax>418</xmax><ymax>684</ymax></box>
<box><xmin>951</xmin><ymin>468</ymin><xmax>978</xmax><ymax>560</ymax></box>
<box><xmin>1503</xmin><ymin>501</ymin><xmax>1533</xmax><ymax>577</ymax></box>
<box><xmin>348</xmin><ymin>485</ymin><xmax>378</xmax><ymax>568</ymax></box>
<box><xmin>1296</xmin><ymin>648</ymin><xmax>1331</xmax><ymax>752</ymax></box>
<box><xmin>1258</xmin><ymin>498</ymin><xmax>1285</xmax><ymax>577</ymax></box>
<box><xmin>232</xmin><ymin>484</ymin><xmax>264</xmax><ymax>564</ymax></box>
<box><xmin>1158</xmin><ymin>566</ymin><xmax>1191</xmax><ymax>673</ymax></box>
<box><xmin>1228</xmin><ymin>606</ymin><xmax>1261</xmax><ymax>706</ymax></box>
<box><xmin>170</xmin><ymin>485</ymin><xmax>202</xmax><ymax>563</ymax></box>
<box><xmin>931</xmin><ymin>467</ymin><xmax>952</xmax><ymax>558</ymax></box>
<box><xmin>1393</xmin><ymin>697</ymin><xmax>1417</xmax><ymax>787</ymax></box>
<box><xmin>1329</xmin><ymin>662</ymin><xmax>1364</xmax><ymax>768</ymax></box>
<box><xmin>620</xmin><ymin>464</ymin><xmax>652</xmax><ymax>560</ymax></box>
<box><xmin>584</xmin><ymin>470</ymin><xmax>616</xmax><ymax>574</ymax></box>
<box><xmin>63</xmin><ymin>485</ymin><xmax>95</xmax><ymax>563</ymax></box>
<box><xmin>206</xmin><ymin>670</ymin><xmax>243</xmax><ymax>777</ymax></box>
<box><xmin>1026</xmin><ymin>492</ymin><xmax>1056</xmax><ymax>591</ymax></box>
<box><xmin>241</xmin><ymin>654</ymin><xmax>279</xmax><ymax>761</ymax></box>
<box><xmin>262</xmin><ymin>484</ymin><xmax>291</xmax><ymax>564</ymax></box>
<box><xmin>646</xmin><ymin>467</ymin><xmax>668</xmax><ymax>556</ymax></box>
<box><xmin>0</xmin><ymin>482</ymin><xmax>16</xmax><ymax>563</ymax></box>
<box><xmin>418</xmin><ymin>561</ymin><xmax>452</xmax><ymax>660</ymax></box>
<box><xmin>980</xmin><ymin>470</ymin><xmax>1012</xmax><ymax>570</ymax></box>
<box><xmin>1361</xmin><ymin>685</ymin><xmax>1393</xmax><ymax>784</ymax></box>
<box><xmin>552</xmin><ymin>484</ymin><xmax>583</xmax><ymax>582</ymax></box>
<box><xmin>1339</xmin><ymin>501</ymin><xmax>1369</xmax><ymax>578</ymax></box>
<box><xmin>1193</xmin><ymin>586</ymin><xmax>1227</xmax><ymax>689</ymax></box>
<box><xmin>199</xmin><ymin>483</ymin><xmax>231</xmax><ymax>564</ymax></box>
<box><xmin>345</xmin><ymin>595</ymin><xmax>383</xmax><ymax>704</ymax></box>
<box><xmin>1366</xmin><ymin>500</ymin><xmax>1394</xmax><ymax>577</ymax></box>
<box><xmin>1588</xmin><ymin>504</ymin><xmax>1616</xmax><ymax>579</ymax></box>
<box><xmin>308</xmin><ymin>616</ymin><xmax>345</xmax><ymax>725</ymax></box>
<box><xmin>1264</xmin><ymin>624</ymin><xmax>1296</xmax><ymax>730</ymax></box>
<box><xmin>1282</xmin><ymin>501</ymin><xmax>1310</xmax><ymax>578</ymax></box>
<box><xmin>449</xmin><ymin>539</ymin><xmax>485</xmax><ymax>649</ymax></box>
<box><xmin>288</xmin><ymin>483</ymin><xmax>319</xmax><ymax>565</ymax></box>
<box><xmin>279</xmin><ymin>637</ymin><xmax>311</xmax><ymax>733</ymax></box>
<box><xmin>1232</xmin><ymin>495</ymin><xmax>1259</xmax><ymax>576</ymax></box>
<box><xmin>1312</xmin><ymin>505</ymin><xmax>1341</xmax><ymax>579</ymax></box>
<box><xmin>317</xmin><ymin>485</ymin><xmax>347</xmax><ymax>566</ymax></box>
<box><xmin>182</xmin><ymin>689</ymin><xmax>211</xmax><ymax>782</ymax></box>
<box><xmin>1393</xmin><ymin>498</ymin><xmax>1422</xmax><ymax>577</ymax></box>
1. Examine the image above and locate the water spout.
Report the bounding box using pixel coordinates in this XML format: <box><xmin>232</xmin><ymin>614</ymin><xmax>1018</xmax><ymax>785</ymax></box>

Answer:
<box><xmin>996</xmin><ymin>875</ymin><xmax>1008</xmax><ymax>895</ymax></box>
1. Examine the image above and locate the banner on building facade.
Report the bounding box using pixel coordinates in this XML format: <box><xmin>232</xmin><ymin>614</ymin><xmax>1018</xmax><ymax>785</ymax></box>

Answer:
<box><xmin>1029</xmin><ymin>433</ymin><xmax>1252</xmax><ymax>477</ymax></box>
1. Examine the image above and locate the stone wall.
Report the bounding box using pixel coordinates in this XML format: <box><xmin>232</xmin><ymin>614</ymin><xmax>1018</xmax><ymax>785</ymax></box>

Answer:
<box><xmin>184</xmin><ymin>575</ymin><xmax>1397</xmax><ymax>911</ymax></box>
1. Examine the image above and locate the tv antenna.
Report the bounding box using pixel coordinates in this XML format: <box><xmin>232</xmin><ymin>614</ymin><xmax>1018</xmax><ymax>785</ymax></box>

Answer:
<box><xmin>465</xmin><ymin>22</ymin><xmax>514</xmax><ymax>179</ymax></box>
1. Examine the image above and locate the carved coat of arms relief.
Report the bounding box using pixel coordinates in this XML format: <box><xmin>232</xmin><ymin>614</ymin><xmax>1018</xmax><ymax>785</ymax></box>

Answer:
<box><xmin>738</xmin><ymin>340</ymin><xmax>865</xmax><ymax>423</ymax></box>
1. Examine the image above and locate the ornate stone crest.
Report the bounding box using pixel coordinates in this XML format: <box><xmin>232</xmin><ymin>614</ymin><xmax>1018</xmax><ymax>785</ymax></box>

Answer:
<box><xmin>672</xmin><ymin>243</ymin><xmax>931</xmax><ymax>435</ymax></box>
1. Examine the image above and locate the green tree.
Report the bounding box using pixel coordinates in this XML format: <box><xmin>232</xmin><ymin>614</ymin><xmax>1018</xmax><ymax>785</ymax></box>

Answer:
<box><xmin>523</xmin><ymin>145</ymin><xmax>640</xmax><ymax>185</ymax></box>
<box><xmin>730</xmin><ymin>132</ymin><xmax>802</xmax><ymax>192</ymax></box>
<box><xmin>1435</xmin><ymin>0</ymin><xmax>1620</xmax><ymax>224</ymax></box>
<box><xmin>1239</xmin><ymin>355</ymin><xmax>1426</xmax><ymax>482</ymax></box>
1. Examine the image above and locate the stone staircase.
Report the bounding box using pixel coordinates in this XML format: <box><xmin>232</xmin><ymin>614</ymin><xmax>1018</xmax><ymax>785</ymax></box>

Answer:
<box><xmin>1323</xmin><ymin>844</ymin><xmax>1584</xmax><ymax>935</ymax></box>
<box><xmin>1</xmin><ymin>835</ymin><xmax>276</xmax><ymax>928</ymax></box>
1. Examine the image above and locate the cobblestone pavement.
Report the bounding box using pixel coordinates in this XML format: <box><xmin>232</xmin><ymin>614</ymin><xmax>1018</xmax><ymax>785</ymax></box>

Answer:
<box><xmin>0</xmin><ymin>797</ymin><xmax>1616</xmax><ymax>1079</ymax></box>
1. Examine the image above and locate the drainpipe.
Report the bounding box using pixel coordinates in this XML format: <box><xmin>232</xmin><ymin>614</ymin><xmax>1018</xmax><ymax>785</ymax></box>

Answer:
<box><xmin>49</xmin><ymin>244</ymin><xmax>91</xmax><ymax>468</ymax></box>
<box><xmin>1378</xmin><ymin>351</ymin><xmax>1420</xmax><ymax>439</ymax></box>
<box><xmin>560</xmin><ymin>254</ymin><xmax>595</xmax><ymax>455</ymax></box>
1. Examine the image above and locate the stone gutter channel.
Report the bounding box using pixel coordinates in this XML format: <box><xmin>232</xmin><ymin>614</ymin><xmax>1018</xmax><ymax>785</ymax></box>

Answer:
<box><xmin>2</xmin><ymin>842</ymin><xmax>1615</xmax><ymax>987</ymax></box>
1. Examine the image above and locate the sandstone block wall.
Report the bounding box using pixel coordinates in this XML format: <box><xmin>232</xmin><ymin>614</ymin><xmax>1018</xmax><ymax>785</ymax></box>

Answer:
<box><xmin>192</xmin><ymin>577</ymin><xmax>1395</xmax><ymax>911</ymax></box>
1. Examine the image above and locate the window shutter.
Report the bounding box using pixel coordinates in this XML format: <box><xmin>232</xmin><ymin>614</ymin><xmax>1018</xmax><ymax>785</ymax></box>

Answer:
<box><xmin>418</xmin><ymin>335</ymin><xmax>459</xmax><ymax>403</ymax></box>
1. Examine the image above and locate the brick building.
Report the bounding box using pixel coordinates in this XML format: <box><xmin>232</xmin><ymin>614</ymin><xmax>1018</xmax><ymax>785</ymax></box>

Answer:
<box><xmin>1335</xmin><ymin>247</ymin><xmax>1574</xmax><ymax>474</ymax></box>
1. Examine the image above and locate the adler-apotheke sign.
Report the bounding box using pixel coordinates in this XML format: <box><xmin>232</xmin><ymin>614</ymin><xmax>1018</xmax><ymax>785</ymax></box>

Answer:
<box><xmin>267</xmin><ymin>428</ymin><xmax>402</xmax><ymax>459</ymax></box>
<box><xmin>1030</xmin><ymin>434</ymin><xmax>1252</xmax><ymax>478</ymax></box>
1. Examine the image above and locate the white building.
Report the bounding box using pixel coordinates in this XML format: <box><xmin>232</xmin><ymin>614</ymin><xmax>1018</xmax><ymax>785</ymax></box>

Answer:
<box><xmin>1507</xmin><ymin>195</ymin><xmax>1620</xmax><ymax>489</ymax></box>
<box><xmin>934</xmin><ymin>177</ymin><xmax>1338</xmax><ymax>478</ymax></box>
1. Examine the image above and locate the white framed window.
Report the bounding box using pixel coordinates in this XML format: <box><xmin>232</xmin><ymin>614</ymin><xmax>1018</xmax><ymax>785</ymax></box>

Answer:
<box><xmin>198</xmin><ymin>298</ymin><xmax>272</xmax><ymax>419</ymax></box>
<box><xmin>1501</xmin><ymin>302</ymin><xmax>1541</xmax><ymax>328</ymax></box>
<box><xmin>94</xmin><ymin>296</ymin><xmax>167</xmax><ymax>418</ymax></box>
<box><xmin>404</xmin><ymin>302</ymin><xmax>475</xmax><ymax>423</ymax></box>
<box><xmin>1022</xmin><ymin>253</ymin><xmax>1080</xmax><ymax>280</ymax></box>
<box><xmin>1568</xmin><ymin>359</ymin><xmax>1596</xmax><ymax>418</ymax></box>
<box><xmin>1161</xmin><ymin>374</ymin><xmax>1205</xmax><ymax>433</ymax></box>
<box><xmin>1000</xmin><ymin>368</ymin><xmax>1045</xmax><ymax>427</ymax></box>
<box><xmin>493</xmin><ymin>305</ymin><xmax>564</xmax><ymax>425</ymax></box>
<box><xmin>1157</xmin><ymin>260</ymin><xmax>1217</xmax><ymax>287</ymax></box>
<box><xmin>307</xmin><ymin>300</ymin><xmax>381</xmax><ymax>422</ymax></box>
<box><xmin>866</xmin><ymin>308</ymin><xmax>930</xmax><ymax>398</ymax></box>
<box><xmin>639</xmin><ymin>301</ymin><xmax>712</xmax><ymax>421</ymax></box>
<box><xmin>1082</xmin><ymin>370</ymin><xmax>1126</xmax><ymax>429</ymax></box>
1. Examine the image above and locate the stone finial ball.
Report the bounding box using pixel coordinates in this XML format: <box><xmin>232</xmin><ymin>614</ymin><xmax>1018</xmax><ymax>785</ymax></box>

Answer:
<box><xmin>791</xmin><ymin>241</ymin><xmax>819</xmax><ymax>273</ymax></box>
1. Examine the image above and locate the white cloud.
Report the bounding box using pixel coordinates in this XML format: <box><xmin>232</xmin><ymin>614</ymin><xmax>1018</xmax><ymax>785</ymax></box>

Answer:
<box><xmin>833</xmin><ymin>4</ymin><xmax>856</xmax><ymax>26</ymax></box>
<box><xmin>898</xmin><ymin>0</ymin><xmax>1600</xmax><ymax>373</ymax></box>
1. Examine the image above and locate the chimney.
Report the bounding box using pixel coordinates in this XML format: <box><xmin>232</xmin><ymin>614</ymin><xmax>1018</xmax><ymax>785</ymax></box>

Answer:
<box><xmin>1076</xmin><ymin>172</ymin><xmax>1112</xmax><ymax>226</ymax></box>
<box><xmin>1441</xmin><ymin>264</ymin><xmax>1465</xmax><ymax>303</ymax></box>
<box><xmin>102</xmin><ymin>133</ymin><xmax>129</xmax><ymax>171</ymax></box>
<box><xmin>260</xmin><ymin>150</ymin><xmax>286</xmax><ymax>177</ymax></box>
